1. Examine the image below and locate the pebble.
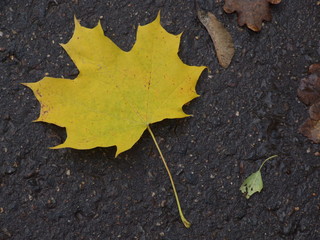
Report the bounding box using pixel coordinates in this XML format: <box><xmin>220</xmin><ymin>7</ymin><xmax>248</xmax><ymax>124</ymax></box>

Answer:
<box><xmin>185</xmin><ymin>171</ymin><xmax>198</xmax><ymax>185</ymax></box>
<box><xmin>5</xmin><ymin>166</ymin><xmax>16</xmax><ymax>175</ymax></box>
<box><xmin>46</xmin><ymin>197</ymin><xmax>56</xmax><ymax>209</ymax></box>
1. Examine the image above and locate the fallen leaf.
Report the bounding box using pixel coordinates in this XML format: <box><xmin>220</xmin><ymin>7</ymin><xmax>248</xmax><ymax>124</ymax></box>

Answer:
<box><xmin>299</xmin><ymin>118</ymin><xmax>320</xmax><ymax>143</ymax></box>
<box><xmin>197</xmin><ymin>10</ymin><xmax>234</xmax><ymax>68</ymax></box>
<box><xmin>23</xmin><ymin>15</ymin><xmax>205</xmax><ymax>156</ymax></box>
<box><xmin>297</xmin><ymin>63</ymin><xmax>320</xmax><ymax>106</ymax></box>
<box><xmin>240</xmin><ymin>170</ymin><xmax>263</xmax><ymax>199</ymax></box>
<box><xmin>309</xmin><ymin>101</ymin><xmax>320</xmax><ymax>121</ymax></box>
<box><xmin>23</xmin><ymin>14</ymin><xmax>206</xmax><ymax>228</ymax></box>
<box><xmin>223</xmin><ymin>0</ymin><xmax>281</xmax><ymax>31</ymax></box>
<box><xmin>240</xmin><ymin>155</ymin><xmax>277</xmax><ymax>199</ymax></box>
<box><xmin>298</xmin><ymin>64</ymin><xmax>320</xmax><ymax>142</ymax></box>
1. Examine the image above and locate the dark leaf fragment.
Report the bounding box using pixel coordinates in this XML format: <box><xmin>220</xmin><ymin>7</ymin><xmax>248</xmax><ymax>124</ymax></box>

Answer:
<box><xmin>223</xmin><ymin>0</ymin><xmax>281</xmax><ymax>31</ymax></box>
<box><xmin>298</xmin><ymin>64</ymin><xmax>320</xmax><ymax>143</ymax></box>
<box><xmin>297</xmin><ymin>64</ymin><xmax>320</xmax><ymax>106</ymax></box>
<box><xmin>299</xmin><ymin>119</ymin><xmax>320</xmax><ymax>143</ymax></box>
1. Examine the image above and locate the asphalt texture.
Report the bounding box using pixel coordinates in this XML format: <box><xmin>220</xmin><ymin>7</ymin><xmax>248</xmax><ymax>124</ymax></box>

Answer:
<box><xmin>0</xmin><ymin>0</ymin><xmax>319</xmax><ymax>239</ymax></box>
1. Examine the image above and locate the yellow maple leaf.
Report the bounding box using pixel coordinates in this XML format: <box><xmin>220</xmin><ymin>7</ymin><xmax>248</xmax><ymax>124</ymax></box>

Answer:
<box><xmin>23</xmin><ymin>14</ymin><xmax>205</xmax><ymax>227</ymax></box>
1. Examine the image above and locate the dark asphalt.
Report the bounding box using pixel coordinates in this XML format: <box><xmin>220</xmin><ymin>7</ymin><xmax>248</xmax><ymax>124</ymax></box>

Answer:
<box><xmin>0</xmin><ymin>0</ymin><xmax>319</xmax><ymax>239</ymax></box>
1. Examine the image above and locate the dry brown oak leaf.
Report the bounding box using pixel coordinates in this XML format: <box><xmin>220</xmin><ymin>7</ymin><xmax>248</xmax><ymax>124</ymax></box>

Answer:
<box><xmin>223</xmin><ymin>0</ymin><xmax>281</xmax><ymax>31</ymax></box>
<box><xmin>297</xmin><ymin>64</ymin><xmax>320</xmax><ymax>143</ymax></box>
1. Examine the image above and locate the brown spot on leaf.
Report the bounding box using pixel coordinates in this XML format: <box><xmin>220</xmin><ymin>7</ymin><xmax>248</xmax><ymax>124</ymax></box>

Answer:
<box><xmin>36</xmin><ymin>89</ymin><xmax>42</xmax><ymax>97</ymax></box>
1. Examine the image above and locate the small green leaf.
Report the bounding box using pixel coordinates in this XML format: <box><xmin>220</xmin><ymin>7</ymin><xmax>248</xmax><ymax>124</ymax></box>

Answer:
<box><xmin>240</xmin><ymin>170</ymin><xmax>263</xmax><ymax>199</ymax></box>
<box><xmin>240</xmin><ymin>155</ymin><xmax>278</xmax><ymax>199</ymax></box>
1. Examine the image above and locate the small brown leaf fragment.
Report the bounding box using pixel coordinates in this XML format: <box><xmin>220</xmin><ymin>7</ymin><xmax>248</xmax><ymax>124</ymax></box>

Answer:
<box><xmin>297</xmin><ymin>64</ymin><xmax>320</xmax><ymax>106</ymax></box>
<box><xmin>223</xmin><ymin>0</ymin><xmax>281</xmax><ymax>31</ymax></box>
<box><xmin>309</xmin><ymin>102</ymin><xmax>320</xmax><ymax>121</ymax></box>
<box><xmin>298</xmin><ymin>64</ymin><xmax>320</xmax><ymax>143</ymax></box>
<box><xmin>299</xmin><ymin>119</ymin><xmax>320</xmax><ymax>143</ymax></box>
<box><xmin>309</xmin><ymin>63</ymin><xmax>320</xmax><ymax>75</ymax></box>
<box><xmin>197</xmin><ymin>10</ymin><xmax>234</xmax><ymax>68</ymax></box>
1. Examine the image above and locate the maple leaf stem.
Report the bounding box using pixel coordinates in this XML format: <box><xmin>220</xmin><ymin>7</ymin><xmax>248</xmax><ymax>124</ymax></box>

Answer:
<box><xmin>147</xmin><ymin>125</ymin><xmax>191</xmax><ymax>228</ymax></box>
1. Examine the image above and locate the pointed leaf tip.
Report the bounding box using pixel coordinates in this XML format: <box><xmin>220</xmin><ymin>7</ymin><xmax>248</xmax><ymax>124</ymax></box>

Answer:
<box><xmin>73</xmin><ymin>15</ymin><xmax>80</xmax><ymax>26</ymax></box>
<box><xmin>21</xmin><ymin>82</ymin><xmax>35</xmax><ymax>89</ymax></box>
